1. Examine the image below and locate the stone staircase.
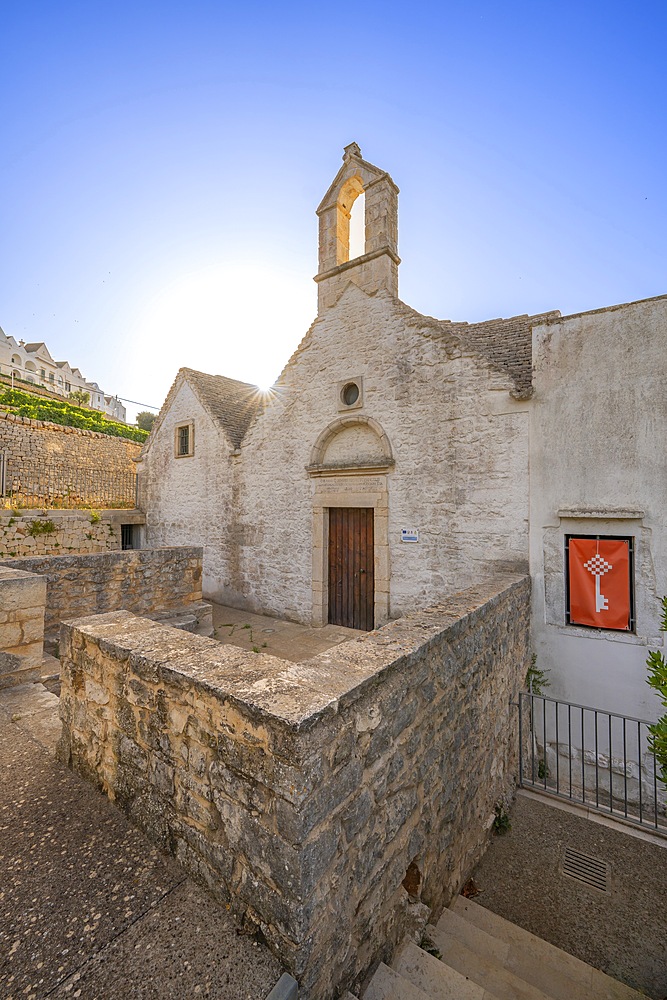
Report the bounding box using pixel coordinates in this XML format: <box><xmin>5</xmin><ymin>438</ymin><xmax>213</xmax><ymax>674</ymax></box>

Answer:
<box><xmin>353</xmin><ymin>896</ymin><xmax>644</xmax><ymax>1000</ymax></box>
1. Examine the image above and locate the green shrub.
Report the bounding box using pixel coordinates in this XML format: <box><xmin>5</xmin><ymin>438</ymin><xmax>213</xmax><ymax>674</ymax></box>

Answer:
<box><xmin>647</xmin><ymin>596</ymin><xmax>667</xmax><ymax>786</ymax></box>
<box><xmin>0</xmin><ymin>388</ymin><xmax>148</xmax><ymax>443</ymax></box>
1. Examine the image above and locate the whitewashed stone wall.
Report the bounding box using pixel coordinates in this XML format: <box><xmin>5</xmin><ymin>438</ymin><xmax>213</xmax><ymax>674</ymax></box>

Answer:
<box><xmin>58</xmin><ymin>575</ymin><xmax>530</xmax><ymax>1000</ymax></box>
<box><xmin>237</xmin><ymin>286</ymin><xmax>530</xmax><ymax>623</ymax></box>
<box><xmin>139</xmin><ymin>382</ymin><xmax>240</xmax><ymax>605</ymax></box>
<box><xmin>530</xmin><ymin>294</ymin><xmax>667</xmax><ymax>722</ymax></box>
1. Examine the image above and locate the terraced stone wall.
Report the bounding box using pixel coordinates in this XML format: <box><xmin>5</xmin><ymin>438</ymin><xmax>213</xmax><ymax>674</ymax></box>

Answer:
<box><xmin>58</xmin><ymin>574</ymin><xmax>530</xmax><ymax>1000</ymax></box>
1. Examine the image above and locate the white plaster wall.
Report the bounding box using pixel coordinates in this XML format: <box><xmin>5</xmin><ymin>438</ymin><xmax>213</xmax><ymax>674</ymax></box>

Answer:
<box><xmin>138</xmin><ymin>381</ymin><xmax>241</xmax><ymax>605</ymax></box>
<box><xmin>530</xmin><ymin>295</ymin><xmax>667</xmax><ymax>721</ymax></box>
<box><xmin>237</xmin><ymin>284</ymin><xmax>530</xmax><ymax>624</ymax></box>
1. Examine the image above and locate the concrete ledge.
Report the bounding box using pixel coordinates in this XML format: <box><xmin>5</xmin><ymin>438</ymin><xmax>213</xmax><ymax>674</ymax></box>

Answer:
<box><xmin>265</xmin><ymin>973</ymin><xmax>298</xmax><ymax>1000</ymax></box>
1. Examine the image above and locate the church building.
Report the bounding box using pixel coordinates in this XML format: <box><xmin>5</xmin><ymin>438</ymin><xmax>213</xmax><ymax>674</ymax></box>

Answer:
<box><xmin>138</xmin><ymin>143</ymin><xmax>667</xmax><ymax>732</ymax></box>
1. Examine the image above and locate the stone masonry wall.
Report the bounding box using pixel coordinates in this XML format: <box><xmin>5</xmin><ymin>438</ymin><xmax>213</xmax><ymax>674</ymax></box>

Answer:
<box><xmin>0</xmin><ymin>509</ymin><xmax>133</xmax><ymax>557</ymax></box>
<box><xmin>58</xmin><ymin>575</ymin><xmax>530</xmax><ymax>999</ymax></box>
<box><xmin>0</xmin><ymin>409</ymin><xmax>141</xmax><ymax>475</ymax></box>
<box><xmin>0</xmin><ymin>547</ymin><xmax>203</xmax><ymax>646</ymax></box>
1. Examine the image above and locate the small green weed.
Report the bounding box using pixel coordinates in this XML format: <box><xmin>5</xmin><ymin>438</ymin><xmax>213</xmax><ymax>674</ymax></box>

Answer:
<box><xmin>526</xmin><ymin>654</ymin><xmax>550</xmax><ymax>695</ymax></box>
<box><xmin>27</xmin><ymin>518</ymin><xmax>56</xmax><ymax>536</ymax></box>
<box><xmin>89</xmin><ymin>510</ymin><xmax>100</xmax><ymax>525</ymax></box>
<box><xmin>492</xmin><ymin>805</ymin><xmax>511</xmax><ymax>836</ymax></box>
<box><xmin>419</xmin><ymin>934</ymin><xmax>441</xmax><ymax>959</ymax></box>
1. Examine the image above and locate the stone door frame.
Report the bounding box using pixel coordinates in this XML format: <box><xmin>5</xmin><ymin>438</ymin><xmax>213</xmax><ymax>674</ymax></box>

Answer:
<box><xmin>311</xmin><ymin>476</ymin><xmax>389</xmax><ymax>628</ymax></box>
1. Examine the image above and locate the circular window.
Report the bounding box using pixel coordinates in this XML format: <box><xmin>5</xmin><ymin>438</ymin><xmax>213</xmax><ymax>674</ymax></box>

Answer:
<box><xmin>341</xmin><ymin>382</ymin><xmax>360</xmax><ymax>406</ymax></box>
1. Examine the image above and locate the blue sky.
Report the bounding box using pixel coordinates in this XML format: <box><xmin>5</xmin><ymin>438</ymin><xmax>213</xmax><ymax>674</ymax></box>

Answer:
<box><xmin>2</xmin><ymin>2</ymin><xmax>665</xmax><ymax>420</ymax></box>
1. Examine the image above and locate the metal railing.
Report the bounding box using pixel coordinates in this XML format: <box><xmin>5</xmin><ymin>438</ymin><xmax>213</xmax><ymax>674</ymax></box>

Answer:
<box><xmin>518</xmin><ymin>691</ymin><xmax>667</xmax><ymax>832</ymax></box>
<box><xmin>0</xmin><ymin>454</ymin><xmax>137</xmax><ymax>509</ymax></box>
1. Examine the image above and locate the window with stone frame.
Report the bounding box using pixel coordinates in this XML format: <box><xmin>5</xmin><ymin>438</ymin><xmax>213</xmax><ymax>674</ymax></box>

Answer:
<box><xmin>175</xmin><ymin>421</ymin><xmax>194</xmax><ymax>458</ymax></box>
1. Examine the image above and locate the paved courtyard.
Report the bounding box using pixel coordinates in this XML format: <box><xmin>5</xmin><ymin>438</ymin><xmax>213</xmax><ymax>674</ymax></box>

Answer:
<box><xmin>210</xmin><ymin>601</ymin><xmax>362</xmax><ymax>661</ymax></box>
<box><xmin>0</xmin><ymin>683</ymin><xmax>283</xmax><ymax>1000</ymax></box>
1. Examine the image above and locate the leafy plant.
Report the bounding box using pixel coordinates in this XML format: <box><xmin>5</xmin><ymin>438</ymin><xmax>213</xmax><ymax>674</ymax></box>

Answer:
<box><xmin>646</xmin><ymin>596</ymin><xmax>667</xmax><ymax>786</ymax></box>
<box><xmin>492</xmin><ymin>805</ymin><xmax>511</xmax><ymax>835</ymax></box>
<box><xmin>526</xmin><ymin>654</ymin><xmax>550</xmax><ymax>695</ymax></box>
<box><xmin>89</xmin><ymin>511</ymin><xmax>100</xmax><ymax>524</ymax></box>
<box><xmin>68</xmin><ymin>389</ymin><xmax>90</xmax><ymax>405</ymax></box>
<box><xmin>27</xmin><ymin>518</ymin><xmax>56</xmax><ymax>536</ymax></box>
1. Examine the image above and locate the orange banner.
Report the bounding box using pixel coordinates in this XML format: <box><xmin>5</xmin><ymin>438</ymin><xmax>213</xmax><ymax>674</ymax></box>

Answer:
<box><xmin>568</xmin><ymin>537</ymin><xmax>631</xmax><ymax>630</ymax></box>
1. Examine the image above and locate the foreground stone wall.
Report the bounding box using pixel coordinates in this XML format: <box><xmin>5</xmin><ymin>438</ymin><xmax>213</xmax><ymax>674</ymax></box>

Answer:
<box><xmin>58</xmin><ymin>575</ymin><xmax>530</xmax><ymax>999</ymax></box>
<box><xmin>0</xmin><ymin>546</ymin><xmax>203</xmax><ymax>645</ymax></box>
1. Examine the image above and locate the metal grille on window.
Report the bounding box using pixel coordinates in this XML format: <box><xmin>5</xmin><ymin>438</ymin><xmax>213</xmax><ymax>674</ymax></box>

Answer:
<box><xmin>178</xmin><ymin>425</ymin><xmax>190</xmax><ymax>456</ymax></box>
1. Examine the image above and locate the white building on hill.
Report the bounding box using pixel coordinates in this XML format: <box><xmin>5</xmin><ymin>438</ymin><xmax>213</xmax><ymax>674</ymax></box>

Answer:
<box><xmin>0</xmin><ymin>330</ymin><xmax>126</xmax><ymax>421</ymax></box>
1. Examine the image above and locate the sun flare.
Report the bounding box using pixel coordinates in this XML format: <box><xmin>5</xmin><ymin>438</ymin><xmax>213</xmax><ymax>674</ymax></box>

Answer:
<box><xmin>130</xmin><ymin>260</ymin><xmax>315</xmax><ymax>396</ymax></box>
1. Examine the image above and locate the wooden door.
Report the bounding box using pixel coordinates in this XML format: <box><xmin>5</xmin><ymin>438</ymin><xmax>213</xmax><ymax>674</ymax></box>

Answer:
<box><xmin>328</xmin><ymin>507</ymin><xmax>374</xmax><ymax>630</ymax></box>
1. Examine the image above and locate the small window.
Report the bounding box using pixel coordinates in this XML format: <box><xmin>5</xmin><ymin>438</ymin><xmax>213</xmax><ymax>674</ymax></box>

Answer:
<box><xmin>65</xmin><ymin>381</ymin><xmax>71</xmax><ymax>392</ymax></box>
<box><xmin>40</xmin><ymin>368</ymin><xmax>45</xmax><ymax>379</ymax></box>
<box><xmin>49</xmin><ymin>373</ymin><xmax>54</xmax><ymax>382</ymax></box>
<box><xmin>174</xmin><ymin>421</ymin><xmax>194</xmax><ymax>458</ymax></box>
<box><xmin>337</xmin><ymin>376</ymin><xmax>363</xmax><ymax>411</ymax></box>
<box><xmin>121</xmin><ymin>524</ymin><xmax>135</xmax><ymax>550</ymax></box>
<box><xmin>565</xmin><ymin>535</ymin><xmax>634</xmax><ymax>632</ymax></box>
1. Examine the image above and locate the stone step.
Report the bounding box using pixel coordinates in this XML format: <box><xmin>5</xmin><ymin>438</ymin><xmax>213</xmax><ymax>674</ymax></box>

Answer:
<box><xmin>451</xmin><ymin>898</ymin><xmax>645</xmax><ymax>1000</ymax></box>
<box><xmin>363</xmin><ymin>962</ymin><xmax>432</xmax><ymax>1000</ymax></box>
<box><xmin>392</xmin><ymin>940</ymin><xmax>494</xmax><ymax>999</ymax></box>
<box><xmin>0</xmin><ymin>660</ymin><xmax>41</xmax><ymax>689</ymax></box>
<box><xmin>426</xmin><ymin>920</ymin><xmax>554</xmax><ymax>1000</ymax></box>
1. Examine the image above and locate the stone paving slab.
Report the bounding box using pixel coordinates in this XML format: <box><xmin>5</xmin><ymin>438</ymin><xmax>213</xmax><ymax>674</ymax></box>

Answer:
<box><xmin>211</xmin><ymin>602</ymin><xmax>361</xmax><ymax>663</ymax></box>
<box><xmin>1</xmin><ymin>681</ymin><xmax>62</xmax><ymax>749</ymax></box>
<box><xmin>0</xmin><ymin>686</ymin><xmax>283</xmax><ymax>1000</ymax></box>
<box><xmin>469</xmin><ymin>790</ymin><xmax>667</xmax><ymax>999</ymax></box>
<box><xmin>52</xmin><ymin>880</ymin><xmax>282</xmax><ymax>1000</ymax></box>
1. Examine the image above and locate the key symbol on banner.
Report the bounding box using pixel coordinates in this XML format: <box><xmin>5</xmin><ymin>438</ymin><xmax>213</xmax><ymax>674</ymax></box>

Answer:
<box><xmin>584</xmin><ymin>553</ymin><xmax>613</xmax><ymax>612</ymax></box>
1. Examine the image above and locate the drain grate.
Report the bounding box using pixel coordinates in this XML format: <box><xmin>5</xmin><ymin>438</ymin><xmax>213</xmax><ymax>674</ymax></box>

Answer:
<box><xmin>562</xmin><ymin>847</ymin><xmax>611</xmax><ymax>892</ymax></box>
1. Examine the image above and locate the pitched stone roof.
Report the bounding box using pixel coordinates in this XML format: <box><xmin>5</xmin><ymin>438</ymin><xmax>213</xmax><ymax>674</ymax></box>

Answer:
<box><xmin>181</xmin><ymin>368</ymin><xmax>263</xmax><ymax>449</ymax></box>
<box><xmin>452</xmin><ymin>311</ymin><xmax>560</xmax><ymax>399</ymax></box>
<box><xmin>394</xmin><ymin>297</ymin><xmax>560</xmax><ymax>399</ymax></box>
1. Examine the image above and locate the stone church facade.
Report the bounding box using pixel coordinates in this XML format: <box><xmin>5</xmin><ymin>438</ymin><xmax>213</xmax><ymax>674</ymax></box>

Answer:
<box><xmin>138</xmin><ymin>143</ymin><xmax>667</xmax><ymax>726</ymax></box>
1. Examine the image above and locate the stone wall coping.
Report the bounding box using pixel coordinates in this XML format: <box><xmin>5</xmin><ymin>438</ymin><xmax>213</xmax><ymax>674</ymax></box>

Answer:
<box><xmin>0</xmin><ymin>509</ymin><xmax>145</xmax><ymax>523</ymax></box>
<box><xmin>0</xmin><ymin>545</ymin><xmax>202</xmax><ymax>570</ymax></box>
<box><xmin>64</xmin><ymin>573</ymin><xmax>528</xmax><ymax>731</ymax></box>
<box><xmin>0</xmin><ymin>565</ymin><xmax>46</xmax><ymax>583</ymax></box>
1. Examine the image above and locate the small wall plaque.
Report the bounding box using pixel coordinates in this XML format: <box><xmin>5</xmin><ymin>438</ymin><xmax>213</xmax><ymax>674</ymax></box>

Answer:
<box><xmin>401</xmin><ymin>528</ymin><xmax>419</xmax><ymax>543</ymax></box>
